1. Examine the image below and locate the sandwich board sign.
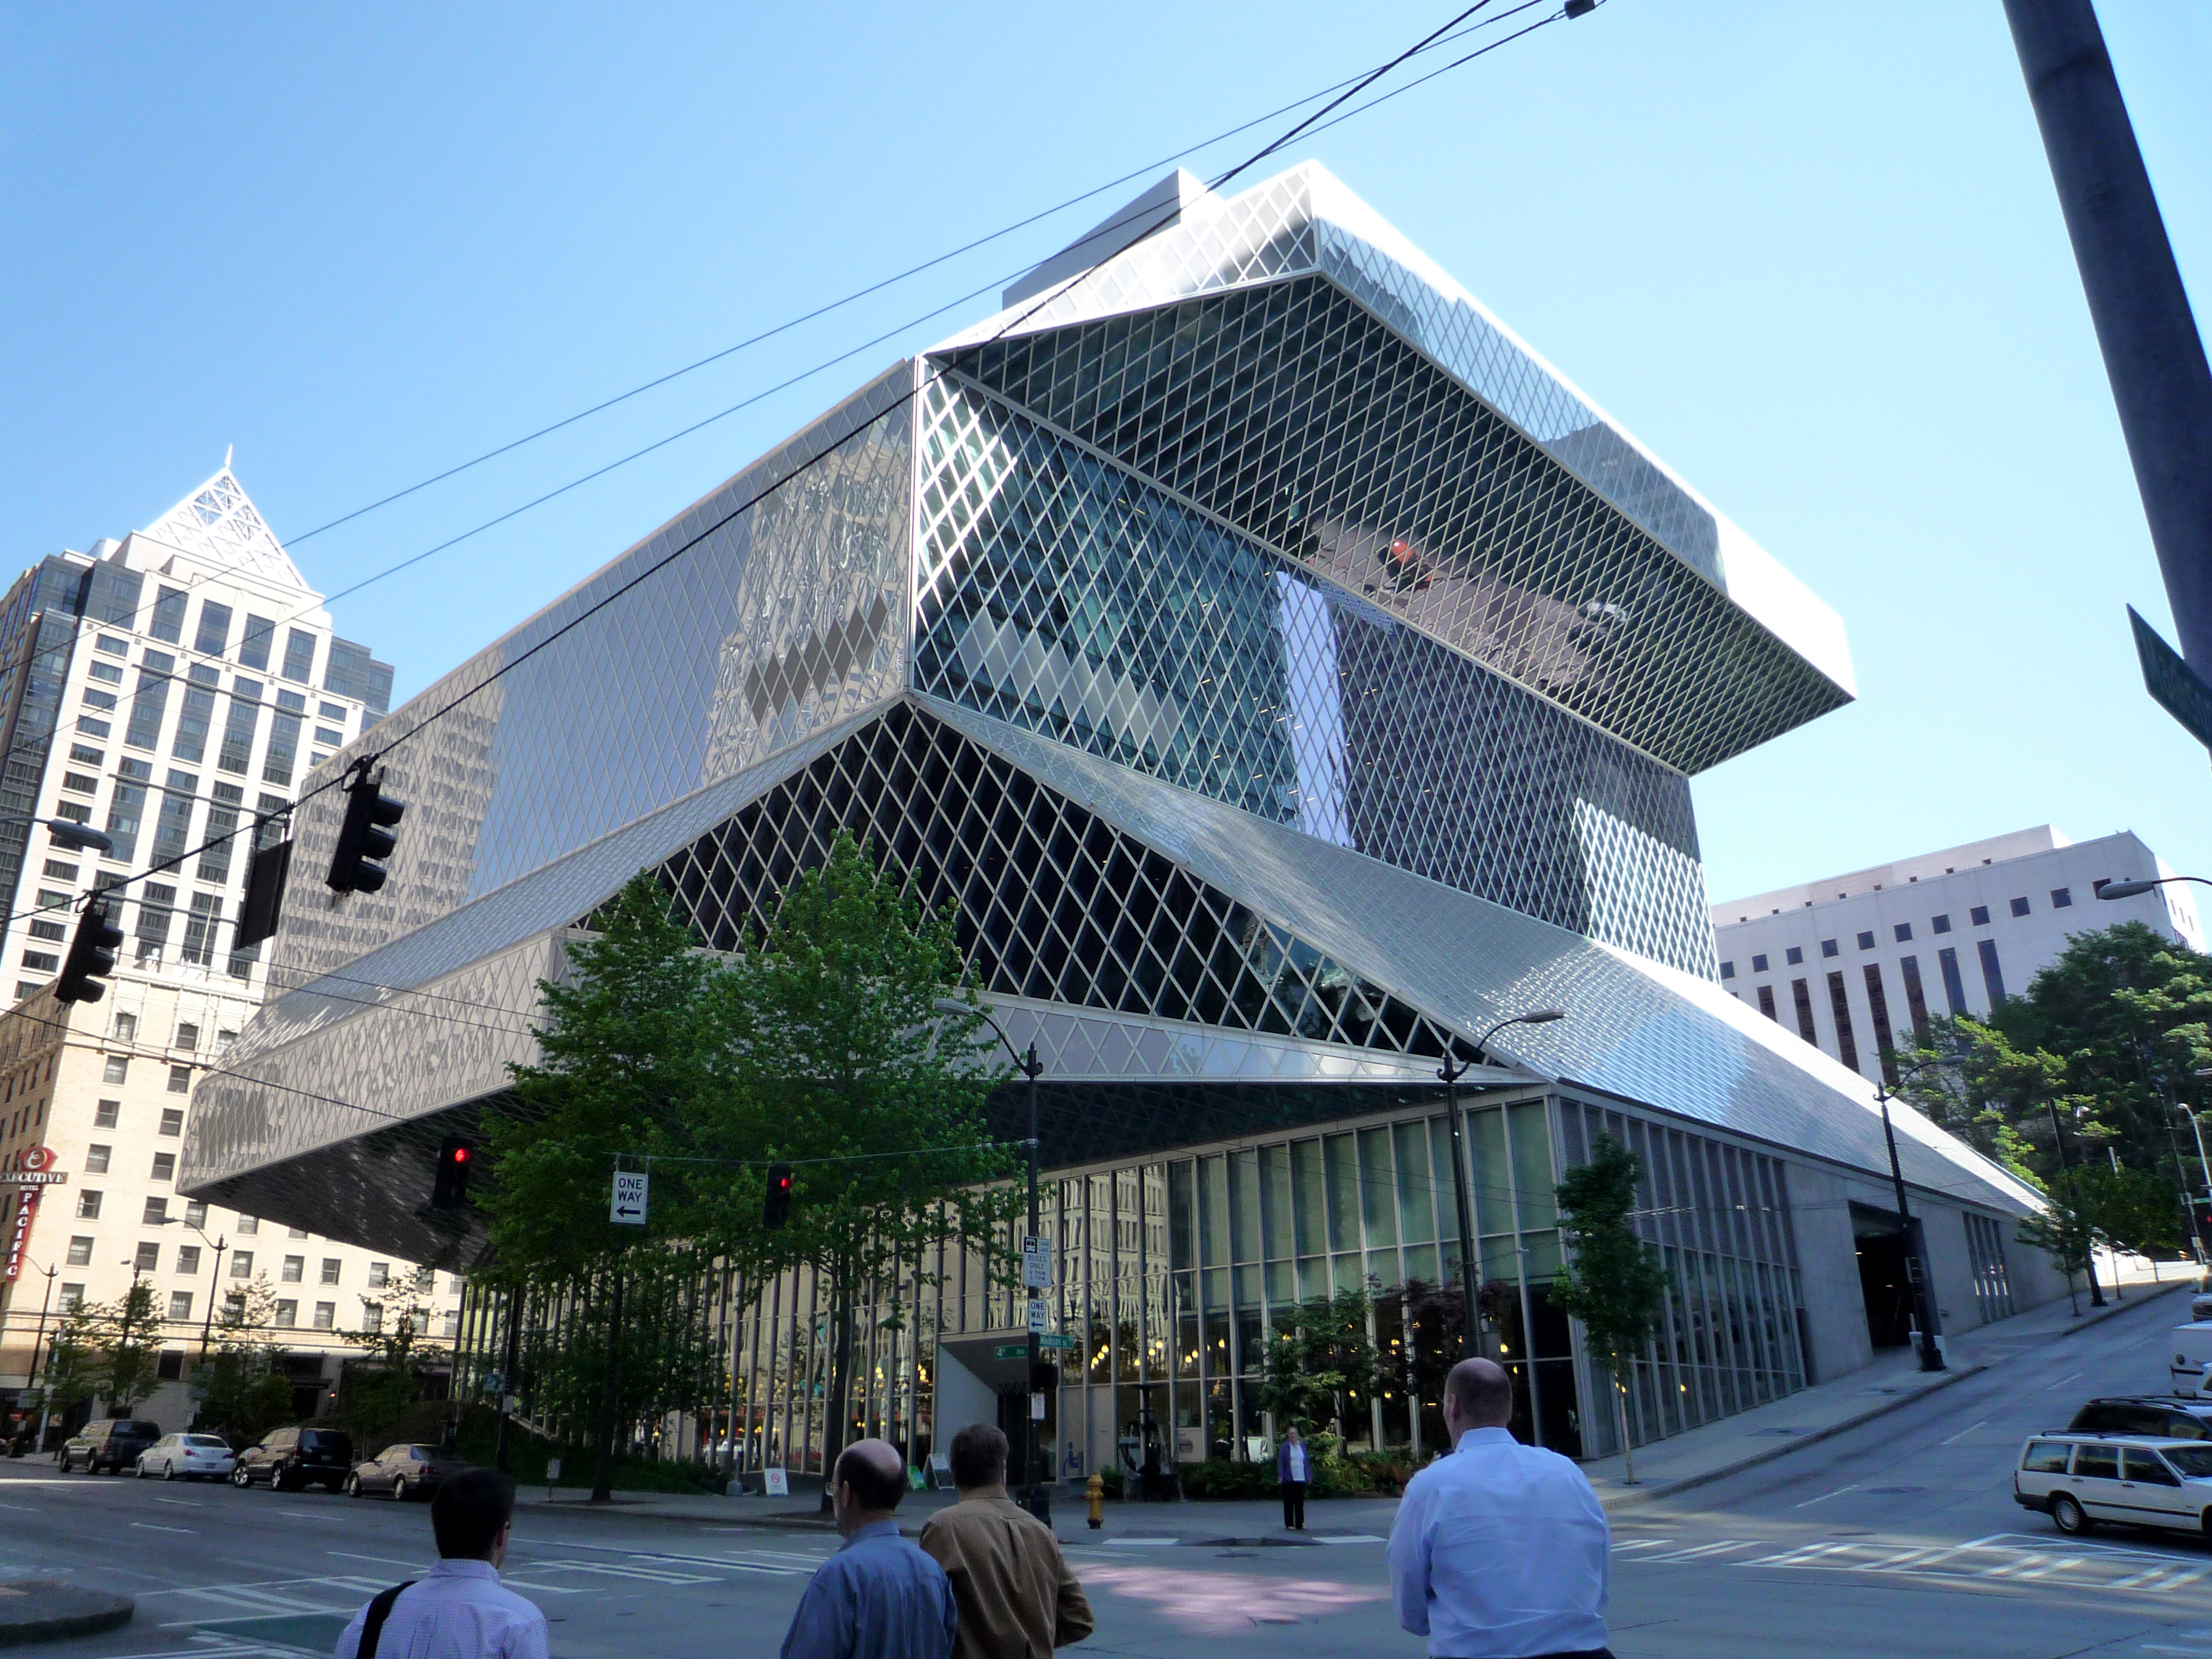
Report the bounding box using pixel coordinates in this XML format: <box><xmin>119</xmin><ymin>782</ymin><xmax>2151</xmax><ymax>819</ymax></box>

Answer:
<box><xmin>611</xmin><ymin>1169</ymin><xmax>649</xmax><ymax>1226</ymax></box>
<box><xmin>764</xmin><ymin>1467</ymin><xmax>789</xmax><ymax>1498</ymax></box>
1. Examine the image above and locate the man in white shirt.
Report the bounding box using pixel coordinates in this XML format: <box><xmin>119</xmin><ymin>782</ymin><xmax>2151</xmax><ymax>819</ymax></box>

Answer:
<box><xmin>334</xmin><ymin>1468</ymin><xmax>548</xmax><ymax>1659</ymax></box>
<box><xmin>1388</xmin><ymin>1358</ymin><xmax>1610</xmax><ymax>1659</ymax></box>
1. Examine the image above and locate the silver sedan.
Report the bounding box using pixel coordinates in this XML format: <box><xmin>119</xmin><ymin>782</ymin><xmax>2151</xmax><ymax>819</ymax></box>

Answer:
<box><xmin>136</xmin><ymin>1433</ymin><xmax>238</xmax><ymax>1481</ymax></box>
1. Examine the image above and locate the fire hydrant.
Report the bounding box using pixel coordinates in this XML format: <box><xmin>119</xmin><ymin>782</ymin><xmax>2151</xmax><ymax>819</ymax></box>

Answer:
<box><xmin>1085</xmin><ymin>1472</ymin><xmax>1105</xmax><ymax>1530</ymax></box>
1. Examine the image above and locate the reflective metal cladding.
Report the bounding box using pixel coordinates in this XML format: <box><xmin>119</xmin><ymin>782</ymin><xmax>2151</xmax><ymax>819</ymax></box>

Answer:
<box><xmin>183</xmin><ymin>160</ymin><xmax>2030</xmax><ymax>1276</ymax></box>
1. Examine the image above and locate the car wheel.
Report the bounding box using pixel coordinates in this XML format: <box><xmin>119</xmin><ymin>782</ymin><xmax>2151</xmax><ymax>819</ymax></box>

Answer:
<box><xmin>164</xmin><ymin>1461</ymin><xmax>180</xmax><ymax>1481</ymax></box>
<box><xmin>233</xmin><ymin>1466</ymin><xmax>250</xmax><ymax>1489</ymax></box>
<box><xmin>134</xmin><ymin>1460</ymin><xmax>147</xmax><ymax>1479</ymax></box>
<box><xmin>2052</xmin><ymin>1493</ymin><xmax>2094</xmax><ymax>1535</ymax></box>
<box><xmin>392</xmin><ymin>1477</ymin><xmax>408</xmax><ymax>1503</ymax></box>
<box><xmin>344</xmin><ymin>1473</ymin><xmax>361</xmax><ymax>1498</ymax></box>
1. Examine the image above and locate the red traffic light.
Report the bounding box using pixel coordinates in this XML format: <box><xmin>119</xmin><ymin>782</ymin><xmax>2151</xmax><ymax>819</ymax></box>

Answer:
<box><xmin>448</xmin><ymin>1145</ymin><xmax>471</xmax><ymax>1165</ymax></box>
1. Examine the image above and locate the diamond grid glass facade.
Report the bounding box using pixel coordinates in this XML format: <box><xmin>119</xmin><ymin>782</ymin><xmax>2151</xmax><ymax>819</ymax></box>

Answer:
<box><xmin>914</xmin><ymin>374</ymin><xmax>1714</xmax><ymax>973</ymax></box>
<box><xmin>190</xmin><ymin>162</ymin><xmax>2049</xmax><ymax>1482</ymax></box>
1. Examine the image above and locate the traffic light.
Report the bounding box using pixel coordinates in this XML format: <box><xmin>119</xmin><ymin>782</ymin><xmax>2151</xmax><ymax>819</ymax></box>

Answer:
<box><xmin>235</xmin><ymin>836</ymin><xmax>292</xmax><ymax>950</ymax></box>
<box><xmin>327</xmin><ymin>763</ymin><xmax>405</xmax><ymax>895</ymax></box>
<box><xmin>764</xmin><ymin>1163</ymin><xmax>793</xmax><ymax>1229</ymax></box>
<box><xmin>55</xmin><ymin>899</ymin><xmax>124</xmax><ymax>1005</ymax></box>
<box><xmin>432</xmin><ymin>1134</ymin><xmax>474</xmax><ymax>1210</ymax></box>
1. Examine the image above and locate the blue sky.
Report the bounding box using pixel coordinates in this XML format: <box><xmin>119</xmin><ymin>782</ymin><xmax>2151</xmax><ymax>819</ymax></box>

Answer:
<box><xmin>3</xmin><ymin>2</ymin><xmax>2207</xmax><ymax>907</ymax></box>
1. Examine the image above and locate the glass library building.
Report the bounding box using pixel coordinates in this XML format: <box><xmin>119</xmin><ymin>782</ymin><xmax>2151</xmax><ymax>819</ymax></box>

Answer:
<box><xmin>184</xmin><ymin>163</ymin><xmax>2060</xmax><ymax>1477</ymax></box>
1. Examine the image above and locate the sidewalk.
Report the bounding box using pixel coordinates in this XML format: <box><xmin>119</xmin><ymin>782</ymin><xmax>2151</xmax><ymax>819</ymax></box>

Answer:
<box><xmin>512</xmin><ymin>1269</ymin><xmax>2196</xmax><ymax>1539</ymax></box>
<box><xmin>1580</xmin><ymin>1267</ymin><xmax>2191</xmax><ymax>1509</ymax></box>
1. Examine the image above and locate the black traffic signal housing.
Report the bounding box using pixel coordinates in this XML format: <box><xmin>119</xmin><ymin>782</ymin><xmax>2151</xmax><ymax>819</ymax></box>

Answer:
<box><xmin>55</xmin><ymin>899</ymin><xmax>124</xmax><ymax>1005</ymax></box>
<box><xmin>1029</xmin><ymin>1361</ymin><xmax>1057</xmax><ymax>1393</ymax></box>
<box><xmin>235</xmin><ymin>835</ymin><xmax>293</xmax><ymax>950</ymax></box>
<box><xmin>327</xmin><ymin>763</ymin><xmax>405</xmax><ymax>895</ymax></box>
<box><xmin>764</xmin><ymin>1163</ymin><xmax>793</xmax><ymax>1230</ymax></box>
<box><xmin>432</xmin><ymin>1134</ymin><xmax>474</xmax><ymax>1210</ymax></box>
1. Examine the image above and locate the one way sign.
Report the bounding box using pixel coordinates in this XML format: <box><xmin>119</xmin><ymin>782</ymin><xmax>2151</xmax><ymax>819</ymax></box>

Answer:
<box><xmin>611</xmin><ymin>1170</ymin><xmax>649</xmax><ymax>1226</ymax></box>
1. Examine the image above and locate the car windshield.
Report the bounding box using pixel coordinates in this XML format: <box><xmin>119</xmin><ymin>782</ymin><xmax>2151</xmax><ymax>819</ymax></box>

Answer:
<box><xmin>184</xmin><ymin>1436</ymin><xmax>228</xmax><ymax>1448</ymax></box>
<box><xmin>2165</xmin><ymin>1446</ymin><xmax>2212</xmax><ymax>1478</ymax></box>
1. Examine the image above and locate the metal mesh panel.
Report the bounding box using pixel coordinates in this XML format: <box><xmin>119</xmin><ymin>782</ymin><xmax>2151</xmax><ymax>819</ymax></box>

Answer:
<box><xmin>654</xmin><ymin>702</ymin><xmax>1470</xmax><ymax>1061</ymax></box>
<box><xmin>943</xmin><ymin>276</ymin><xmax>1846</xmax><ymax>773</ymax></box>
<box><xmin>914</xmin><ymin>378</ymin><xmax>1714</xmax><ymax>977</ymax></box>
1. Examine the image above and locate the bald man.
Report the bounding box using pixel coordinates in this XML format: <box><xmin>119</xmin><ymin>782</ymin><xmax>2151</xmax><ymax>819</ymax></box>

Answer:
<box><xmin>782</xmin><ymin>1439</ymin><xmax>957</xmax><ymax>1659</ymax></box>
<box><xmin>1387</xmin><ymin>1359</ymin><xmax>1611</xmax><ymax>1659</ymax></box>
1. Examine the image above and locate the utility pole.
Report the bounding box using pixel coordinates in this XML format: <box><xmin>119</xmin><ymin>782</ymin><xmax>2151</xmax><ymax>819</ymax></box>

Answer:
<box><xmin>2003</xmin><ymin>1</ymin><xmax>2212</xmax><ymax>675</ymax></box>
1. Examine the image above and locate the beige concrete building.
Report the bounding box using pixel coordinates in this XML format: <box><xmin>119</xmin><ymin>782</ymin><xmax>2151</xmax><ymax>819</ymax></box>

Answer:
<box><xmin>0</xmin><ymin>471</ymin><xmax>458</xmax><ymax>1441</ymax></box>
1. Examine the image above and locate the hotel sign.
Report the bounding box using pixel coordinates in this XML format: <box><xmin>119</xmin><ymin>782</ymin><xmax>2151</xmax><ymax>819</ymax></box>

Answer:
<box><xmin>4</xmin><ymin>1148</ymin><xmax>59</xmax><ymax>1280</ymax></box>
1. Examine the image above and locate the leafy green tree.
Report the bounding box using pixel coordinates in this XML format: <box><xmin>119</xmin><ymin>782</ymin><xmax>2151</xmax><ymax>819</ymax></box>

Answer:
<box><xmin>2018</xmin><ymin>1169</ymin><xmax>2099</xmax><ymax>1316</ymax></box>
<box><xmin>2086</xmin><ymin>1165</ymin><xmax>2182</xmax><ymax>1291</ymax></box>
<box><xmin>192</xmin><ymin>1276</ymin><xmax>293</xmax><ymax>1443</ymax></box>
<box><xmin>338</xmin><ymin>1292</ymin><xmax>450</xmax><ymax>1452</ymax></box>
<box><xmin>98</xmin><ymin>1281</ymin><xmax>164</xmax><ymax>1413</ymax></box>
<box><xmin>1547</xmin><ymin>1133</ymin><xmax>1669</xmax><ymax>1484</ymax></box>
<box><xmin>36</xmin><ymin>1299</ymin><xmax>103</xmax><ymax>1444</ymax></box>
<box><xmin>486</xmin><ymin>841</ymin><xmax>1021</xmax><ymax>1503</ymax></box>
<box><xmin>1255</xmin><ymin>1285</ymin><xmax>1385</xmax><ymax>1441</ymax></box>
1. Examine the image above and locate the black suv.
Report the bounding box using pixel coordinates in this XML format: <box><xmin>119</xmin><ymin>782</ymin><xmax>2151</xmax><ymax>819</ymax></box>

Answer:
<box><xmin>232</xmin><ymin>1426</ymin><xmax>354</xmax><ymax>1492</ymax></box>
<box><xmin>2067</xmin><ymin>1398</ymin><xmax>2212</xmax><ymax>1439</ymax></box>
<box><xmin>59</xmin><ymin>1419</ymin><xmax>162</xmax><ymax>1474</ymax></box>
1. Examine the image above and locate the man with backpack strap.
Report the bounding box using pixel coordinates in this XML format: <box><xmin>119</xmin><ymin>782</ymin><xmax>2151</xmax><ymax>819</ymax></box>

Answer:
<box><xmin>334</xmin><ymin>1468</ymin><xmax>548</xmax><ymax>1659</ymax></box>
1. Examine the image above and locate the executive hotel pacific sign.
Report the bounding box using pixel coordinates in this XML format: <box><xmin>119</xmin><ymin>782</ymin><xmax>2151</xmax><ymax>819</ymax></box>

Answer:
<box><xmin>2</xmin><ymin>1146</ymin><xmax>67</xmax><ymax>1282</ymax></box>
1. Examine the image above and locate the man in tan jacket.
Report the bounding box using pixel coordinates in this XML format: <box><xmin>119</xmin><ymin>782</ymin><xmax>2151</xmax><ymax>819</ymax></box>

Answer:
<box><xmin>919</xmin><ymin>1424</ymin><xmax>1094</xmax><ymax>1659</ymax></box>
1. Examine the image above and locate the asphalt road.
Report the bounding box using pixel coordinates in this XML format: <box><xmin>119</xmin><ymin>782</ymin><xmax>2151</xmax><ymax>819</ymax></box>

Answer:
<box><xmin>0</xmin><ymin>1286</ymin><xmax>2202</xmax><ymax>1659</ymax></box>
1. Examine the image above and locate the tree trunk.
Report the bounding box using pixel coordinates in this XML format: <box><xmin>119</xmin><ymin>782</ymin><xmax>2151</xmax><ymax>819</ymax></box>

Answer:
<box><xmin>592</xmin><ymin>1270</ymin><xmax>625</xmax><ymax>1504</ymax></box>
<box><xmin>2087</xmin><ymin>1252</ymin><xmax>2107</xmax><ymax>1307</ymax></box>
<box><xmin>1616</xmin><ymin>1361</ymin><xmax>1637</xmax><ymax>1486</ymax></box>
<box><xmin>819</xmin><ymin>1258</ymin><xmax>854</xmax><ymax>1514</ymax></box>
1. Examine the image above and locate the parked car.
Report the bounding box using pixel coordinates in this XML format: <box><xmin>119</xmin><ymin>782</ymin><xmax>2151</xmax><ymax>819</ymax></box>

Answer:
<box><xmin>232</xmin><ymin>1426</ymin><xmax>355</xmax><ymax>1492</ymax></box>
<box><xmin>2067</xmin><ymin>1397</ymin><xmax>2212</xmax><ymax>1439</ymax></box>
<box><xmin>2017</xmin><ymin>1432</ymin><xmax>2212</xmax><ymax>1535</ymax></box>
<box><xmin>344</xmin><ymin>1444</ymin><xmax>469</xmax><ymax>1501</ymax></box>
<box><xmin>136</xmin><ymin>1433</ymin><xmax>238</xmax><ymax>1482</ymax></box>
<box><xmin>59</xmin><ymin>1419</ymin><xmax>162</xmax><ymax>1475</ymax></box>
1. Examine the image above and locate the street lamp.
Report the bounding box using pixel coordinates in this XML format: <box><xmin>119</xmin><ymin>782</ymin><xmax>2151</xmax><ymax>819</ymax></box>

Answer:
<box><xmin>156</xmin><ymin>1216</ymin><xmax>229</xmax><ymax>1361</ymax></box>
<box><xmin>1439</xmin><ymin>1011</ymin><xmax>1566</xmax><ymax>1357</ymax></box>
<box><xmin>0</xmin><ymin>814</ymin><xmax>113</xmax><ymax>857</ymax></box>
<box><xmin>2097</xmin><ymin>875</ymin><xmax>2212</xmax><ymax>900</ymax></box>
<box><xmin>1872</xmin><ymin>1056</ymin><xmax>1969</xmax><ymax>1370</ymax></box>
<box><xmin>933</xmin><ymin>997</ymin><xmax>1048</xmax><ymax>1521</ymax></box>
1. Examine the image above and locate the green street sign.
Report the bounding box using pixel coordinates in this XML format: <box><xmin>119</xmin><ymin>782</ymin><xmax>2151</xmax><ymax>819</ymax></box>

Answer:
<box><xmin>1038</xmin><ymin>1334</ymin><xmax>1076</xmax><ymax>1352</ymax></box>
<box><xmin>993</xmin><ymin>1344</ymin><xmax>1028</xmax><ymax>1360</ymax></box>
<box><xmin>2132</xmin><ymin>606</ymin><xmax>2212</xmax><ymax>753</ymax></box>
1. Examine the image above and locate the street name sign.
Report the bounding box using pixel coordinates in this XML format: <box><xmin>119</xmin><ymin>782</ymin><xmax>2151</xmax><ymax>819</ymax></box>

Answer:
<box><xmin>2131</xmin><ymin>606</ymin><xmax>2212</xmax><ymax>754</ymax></box>
<box><xmin>1021</xmin><ymin>1235</ymin><xmax>1052</xmax><ymax>1289</ymax></box>
<box><xmin>1037</xmin><ymin>1333</ymin><xmax>1076</xmax><ymax>1352</ymax></box>
<box><xmin>993</xmin><ymin>1343</ymin><xmax>1028</xmax><ymax>1360</ymax></box>
<box><xmin>611</xmin><ymin>1170</ymin><xmax>649</xmax><ymax>1225</ymax></box>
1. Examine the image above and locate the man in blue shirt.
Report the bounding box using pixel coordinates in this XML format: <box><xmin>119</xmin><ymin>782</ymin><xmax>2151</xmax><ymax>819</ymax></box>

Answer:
<box><xmin>782</xmin><ymin>1439</ymin><xmax>958</xmax><ymax>1659</ymax></box>
<box><xmin>1388</xmin><ymin>1359</ymin><xmax>1610</xmax><ymax>1659</ymax></box>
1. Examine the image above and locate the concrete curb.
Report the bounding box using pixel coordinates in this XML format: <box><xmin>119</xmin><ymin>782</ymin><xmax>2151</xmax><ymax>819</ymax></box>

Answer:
<box><xmin>1598</xmin><ymin>1281</ymin><xmax>2188</xmax><ymax>1512</ymax></box>
<box><xmin>0</xmin><ymin>1581</ymin><xmax>134</xmax><ymax>1648</ymax></box>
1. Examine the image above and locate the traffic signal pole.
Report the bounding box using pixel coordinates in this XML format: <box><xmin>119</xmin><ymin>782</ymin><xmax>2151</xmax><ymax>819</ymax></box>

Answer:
<box><xmin>2003</xmin><ymin>0</ymin><xmax>2212</xmax><ymax>675</ymax></box>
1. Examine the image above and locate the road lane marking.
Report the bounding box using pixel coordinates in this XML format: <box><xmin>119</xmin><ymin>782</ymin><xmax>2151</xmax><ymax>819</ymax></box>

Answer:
<box><xmin>1791</xmin><ymin>1483</ymin><xmax>1858</xmax><ymax>1508</ymax></box>
<box><xmin>1313</xmin><ymin>1535</ymin><xmax>1387</xmax><ymax>1545</ymax></box>
<box><xmin>2045</xmin><ymin>1371</ymin><xmax>2085</xmax><ymax>1391</ymax></box>
<box><xmin>132</xmin><ymin>1522</ymin><xmax>196</xmax><ymax>1533</ymax></box>
<box><xmin>153</xmin><ymin>1497</ymin><xmax>206</xmax><ymax>1507</ymax></box>
<box><xmin>326</xmin><ymin>1553</ymin><xmax>426</xmax><ymax>1569</ymax></box>
<box><xmin>1939</xmin><ymin>1420</ymin><xmax>1986</xmax><ymax>1445</ymax></box>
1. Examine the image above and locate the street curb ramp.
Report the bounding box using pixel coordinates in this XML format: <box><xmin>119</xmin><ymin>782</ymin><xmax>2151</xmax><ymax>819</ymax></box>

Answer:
<box><xmin>0</xmin><ymin>1580</ymin><xmax>133</xmax><ymax>1647</ymax></box>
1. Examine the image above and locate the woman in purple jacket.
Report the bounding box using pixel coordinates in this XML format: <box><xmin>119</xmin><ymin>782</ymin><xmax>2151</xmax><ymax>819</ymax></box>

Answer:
<box><xmin>1275</xmin><ymin>1426</ymin><xmax>1310</xmax><ymax>1531</ymax></box>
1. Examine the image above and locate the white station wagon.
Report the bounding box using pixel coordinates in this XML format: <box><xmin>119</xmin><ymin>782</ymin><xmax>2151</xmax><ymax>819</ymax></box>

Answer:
<box><xmin>2016</xmin><ymin>1433</ymin><xmax>2212</xmax><ymax>1535</ymax></box>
